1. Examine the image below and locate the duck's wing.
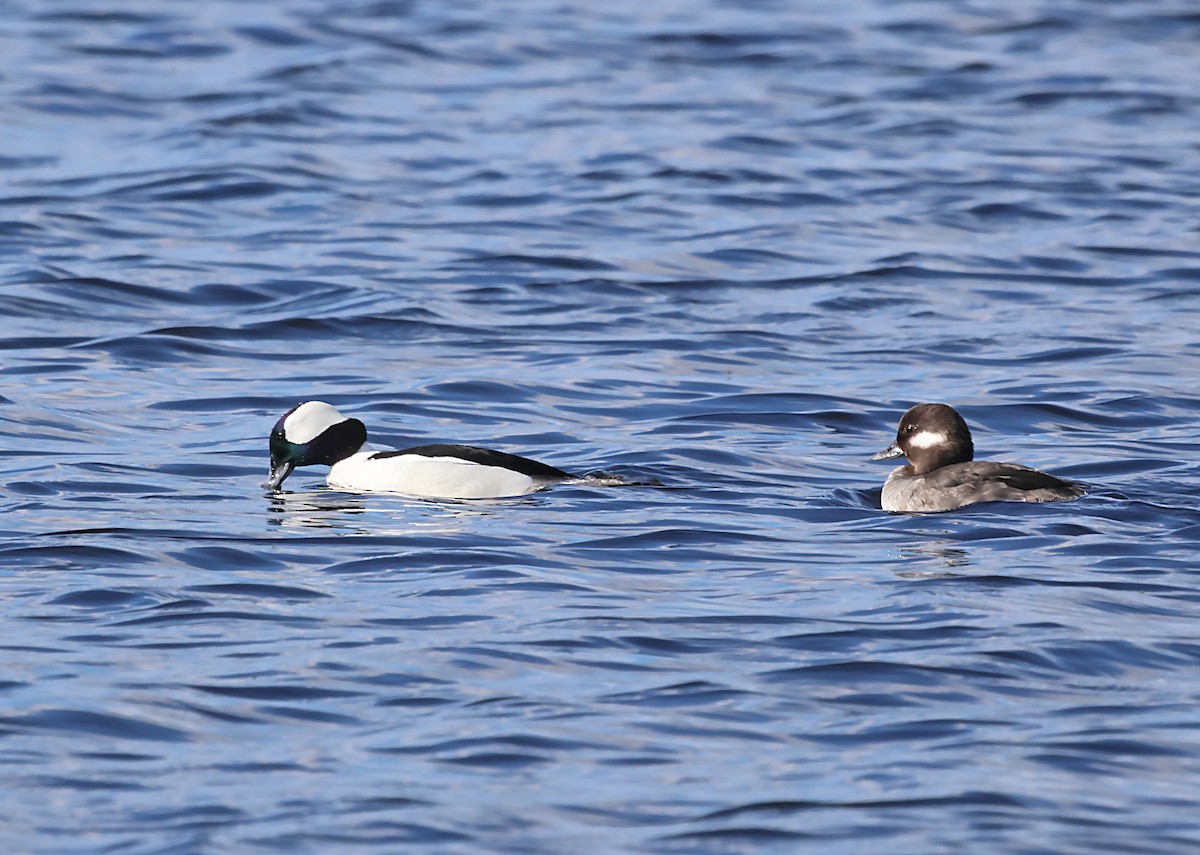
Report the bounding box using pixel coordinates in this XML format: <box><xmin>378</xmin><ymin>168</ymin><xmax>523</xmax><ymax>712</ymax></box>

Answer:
<box><xmin>947</xmin><ymin>461</ymin><xmax>1085</xmax><ymax>501</ymax></box>
<box><xmin>372</xmin><ymin>444</ymin><xmax>574</xmax><ymax>481</ymax></box>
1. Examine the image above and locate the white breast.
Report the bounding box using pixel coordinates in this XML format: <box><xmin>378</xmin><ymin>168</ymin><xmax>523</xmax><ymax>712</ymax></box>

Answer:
<box><xmin>327</xmin><ymin>452</ymin><xmax>541</xmax><ymax>499</ymax></box>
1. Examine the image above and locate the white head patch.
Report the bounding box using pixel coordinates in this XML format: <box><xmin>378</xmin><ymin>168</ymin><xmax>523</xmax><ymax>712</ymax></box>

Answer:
<box><xmin>284</xmin><ymin>401</ymin><xmax>347</xmax><ymax>444</ymax></box>
<box><xmin>908</xmin><ymin>430</ymin><xmax>948</xmax><ymax>450</ymax></box>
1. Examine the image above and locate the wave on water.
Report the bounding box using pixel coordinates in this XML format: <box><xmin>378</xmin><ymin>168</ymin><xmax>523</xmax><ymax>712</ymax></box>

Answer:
<box><xmin>1</xmin><ymin>0</ymin><xmax>1200</xmax><ymax>852</ymax></box>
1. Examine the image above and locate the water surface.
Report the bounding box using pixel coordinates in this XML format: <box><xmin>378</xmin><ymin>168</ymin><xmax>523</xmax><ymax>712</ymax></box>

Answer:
<box><xmin>2</xmin><ymin>1</ymin><xmax>1200</xmax><ymax>852</ymax></box>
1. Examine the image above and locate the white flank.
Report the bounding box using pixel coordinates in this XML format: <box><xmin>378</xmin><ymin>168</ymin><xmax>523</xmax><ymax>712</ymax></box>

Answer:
<box><xmin>328</xmin><ymin>452</ymin><xmax>539</xmax><ymax>499</ymax></box>
<box><xmin>908</xmin><ymin>430</ymin><xmax>948</xmax><ymax>449</ymax></box>
<box><xmin>285</xmin><ymin>401</ymin><xmax>347</xmax><ymax>444</ymax></box>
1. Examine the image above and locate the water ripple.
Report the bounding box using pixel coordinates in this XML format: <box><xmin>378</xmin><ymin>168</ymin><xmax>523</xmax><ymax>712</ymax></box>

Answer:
<box><xmin>1</xmin><ymin>0</ymin><xmax>1199</xmax><ymax>852</ymax></box>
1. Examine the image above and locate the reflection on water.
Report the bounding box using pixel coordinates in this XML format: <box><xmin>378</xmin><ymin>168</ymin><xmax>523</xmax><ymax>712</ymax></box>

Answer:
<box><xmin>267</xmin><ymin>490</ymin><xmax>373</xmax><ymax>531</ymax></box>
<box><xmin>896</xmin><ymin>543</ymin><xmax>975</xmax><ymax>570</ymax></box>
<box><xmin>265</xmin><ymin>488</ymin><xmax>536</xmax><ymax>533</ymax></box>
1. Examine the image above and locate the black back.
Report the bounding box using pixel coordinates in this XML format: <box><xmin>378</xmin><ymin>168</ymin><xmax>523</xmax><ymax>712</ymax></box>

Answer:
<box><xmin>969</xmin><ymin>462</ymin><xmax>1083</xmax><ymax>495</ymax></box>
<box><xmin>927</xmin><ymin>461</ymin><xmax>1085</xmax><ymax>498</ymax></box>
<box><xmin>371</xmin><ymin>444</ymin><xmax>573</xmax><ymax>481</ymax></box>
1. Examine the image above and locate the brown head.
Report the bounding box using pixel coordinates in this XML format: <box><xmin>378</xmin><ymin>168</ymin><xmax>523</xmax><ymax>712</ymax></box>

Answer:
<box><xmin>872</xmin><ymin>403</ymin><xmax>975</xmax><ymax>476</ymax></box>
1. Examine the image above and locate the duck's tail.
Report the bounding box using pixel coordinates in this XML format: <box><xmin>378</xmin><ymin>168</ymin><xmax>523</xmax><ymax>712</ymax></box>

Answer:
<box><xmin>569</xmin><ymin>471</ymin><xmax>663</xmax><ymax>488</ymax></box>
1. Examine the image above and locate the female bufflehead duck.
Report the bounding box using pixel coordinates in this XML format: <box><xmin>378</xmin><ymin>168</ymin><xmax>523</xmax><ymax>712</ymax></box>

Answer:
<box><xmin>266</xmin><ymin>401</ymin><xmax>574</xmax><ymax>499</ymax></box>
<box><xmin>872</xmin><ymin>403</ymin><xmax>1085</xmax><ymax>513</ymax></box>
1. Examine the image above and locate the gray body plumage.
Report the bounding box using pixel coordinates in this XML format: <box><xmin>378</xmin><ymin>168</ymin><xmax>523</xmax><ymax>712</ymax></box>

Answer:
<box><xmin>874</xmin><ymin>403</ymin><xmax>1085</xmax><ymax>514</ymax></box>
<box><xmin>881</xmin><ymin>460</ymin><xmax>1085</xmax><ymax>513</ymax></box>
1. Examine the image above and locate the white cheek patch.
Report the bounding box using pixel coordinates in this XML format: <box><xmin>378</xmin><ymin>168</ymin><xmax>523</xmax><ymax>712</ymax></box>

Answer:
<box><xmin>285</xmin><ymin>401</ymin><xmax>345</xmax><ymax>444</ymax></box>
<box><xmin>908</xmin><ymin>430</ymin><xmax>948</xmax><ymax>449</ymax></box>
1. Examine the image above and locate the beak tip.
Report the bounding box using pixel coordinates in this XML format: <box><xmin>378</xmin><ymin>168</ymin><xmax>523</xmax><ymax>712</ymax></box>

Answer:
<box><xmin>265</xmin><ymin>461</ymin><xmax>294</xmax><ymax>492</ymax></box>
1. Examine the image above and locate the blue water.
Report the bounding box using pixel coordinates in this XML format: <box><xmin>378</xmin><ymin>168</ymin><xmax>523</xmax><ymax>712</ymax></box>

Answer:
<box><xmin>3</xmin><ymin>1</ymin><xmax>1200</xmax><ymax>852</ymax></box>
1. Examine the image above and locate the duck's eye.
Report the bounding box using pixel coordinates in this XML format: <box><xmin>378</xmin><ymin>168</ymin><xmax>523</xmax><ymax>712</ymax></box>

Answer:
<box><xmin>904</xmin><ymin>424</ymin><xmax>917</xmax><ymax>433</ymax></box>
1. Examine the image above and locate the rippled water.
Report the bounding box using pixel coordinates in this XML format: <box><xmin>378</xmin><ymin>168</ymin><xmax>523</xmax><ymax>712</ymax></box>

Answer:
<box><xmin>3</xmin><ymin>1</ymin><xmax>1200</xmax><ymax>852</ymax></box>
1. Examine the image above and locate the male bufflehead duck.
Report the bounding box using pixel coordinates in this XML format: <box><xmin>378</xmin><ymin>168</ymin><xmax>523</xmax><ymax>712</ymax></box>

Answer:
<box><xmin>872</xmin><ymin>403</ymin><xmax>1085</xmax><ymax>513</ymax></box>
<box><xmin>266</xmin><ymin>401</ymin><xmax>574</xmax><ymax>499</ymax></box>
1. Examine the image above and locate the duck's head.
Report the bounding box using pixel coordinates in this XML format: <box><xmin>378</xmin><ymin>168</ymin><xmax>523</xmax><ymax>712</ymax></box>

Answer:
<box><xmin>266</xmin><ymin>401</ymin><xmax>367</xmax><ymax>491</ymax></box>
<box><xmin>872</xmin><ymin>402</ymin><xmax>974</xmax><ymax>475</ymax></box>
